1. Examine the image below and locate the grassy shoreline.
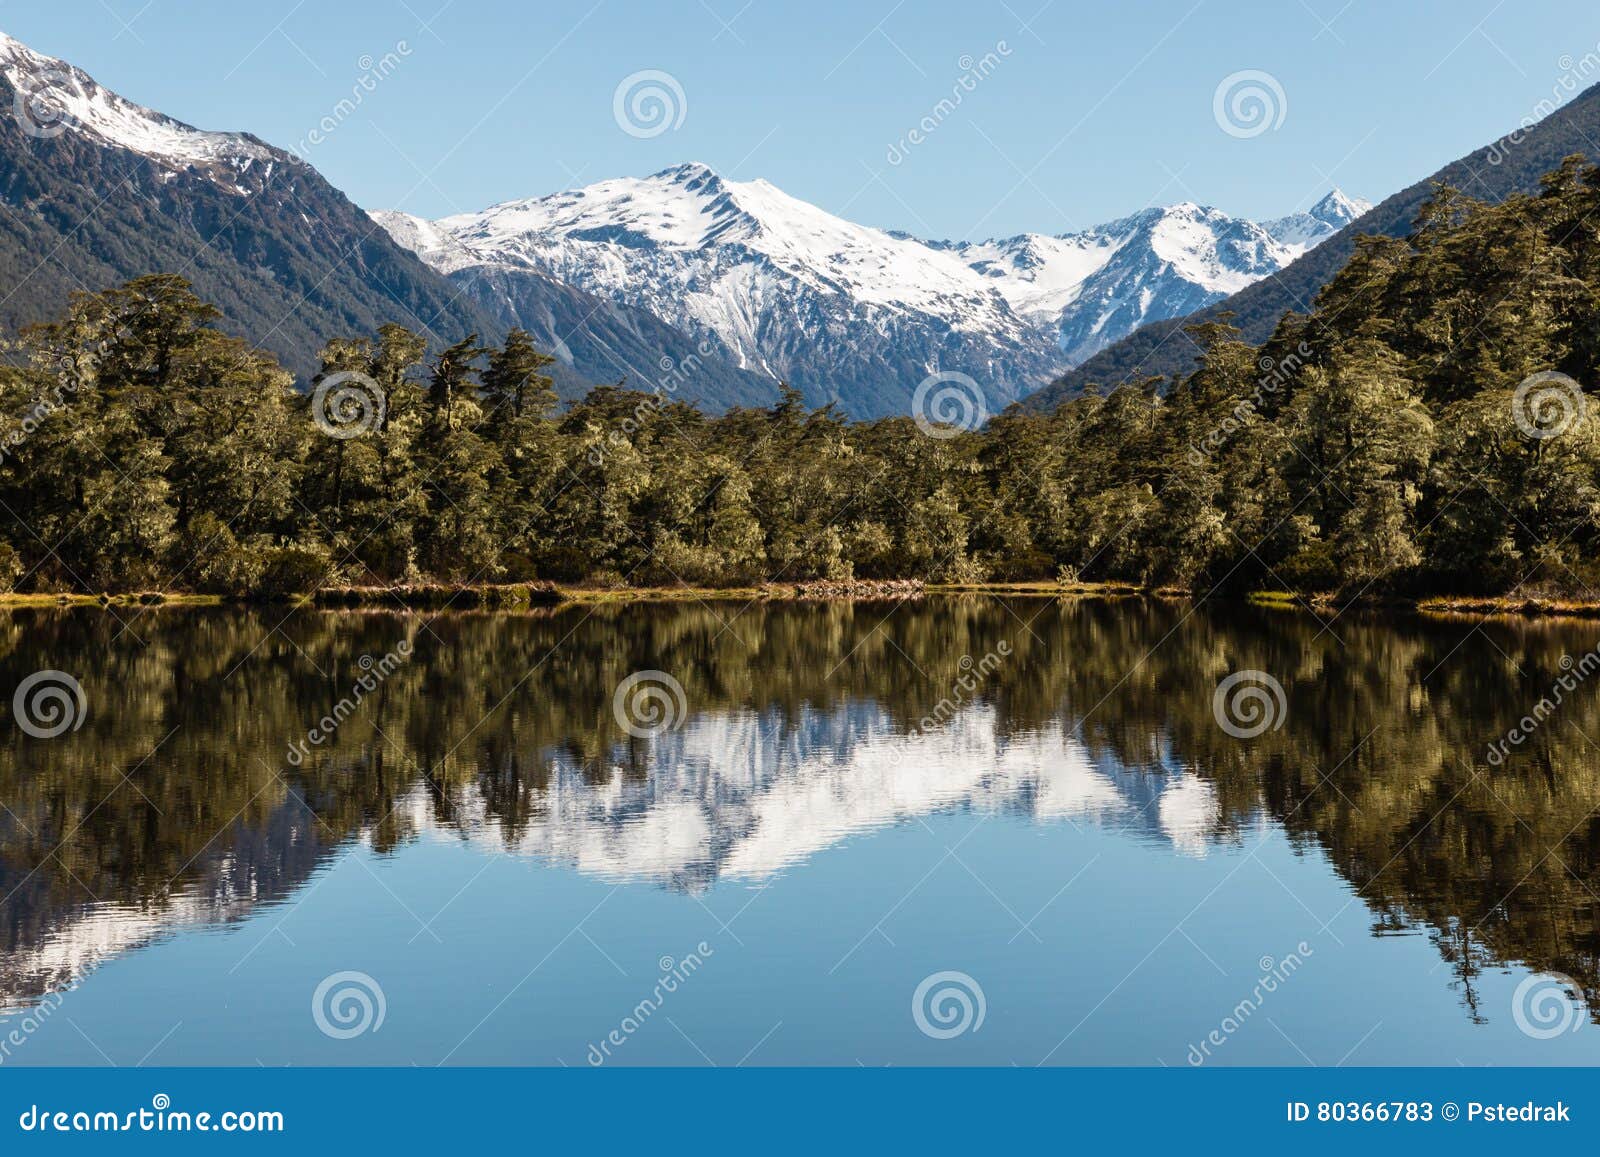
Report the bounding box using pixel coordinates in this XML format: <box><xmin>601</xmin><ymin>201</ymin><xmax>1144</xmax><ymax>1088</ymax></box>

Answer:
<box><xmin>0</xmin><ymin>591</ymin><xmax>226</xmax><ymax>607</ymax></box>
<box><xmin>6</xmin><ymin>580</ymin><xmax>1600</xmax><ymax>622</ymax></box>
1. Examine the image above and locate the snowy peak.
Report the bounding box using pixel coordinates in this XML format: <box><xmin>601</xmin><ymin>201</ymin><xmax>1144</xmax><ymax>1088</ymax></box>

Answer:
<box><xmin>0</xmin><ymin>28</ymin><xmax>274</xmax><ymax>174</ymax></box>
<box><xmin>1310</xmin><ymin>188</ymin><xmax>1372</xmax><ymax>228</ymax></box>
<box><xmin>1264</xmin><ymin>188</ymin><xmax>1373</xmax><ymax>250</ymax></box>
<box><xmin>942</xmin><ymin>194</ymin><xmax>1358</xmax><ymax>365</ymax></box>
<box><xmin>367</xmin><ymin>209</ymin><xmax>482</xmax><ymax>274</ymax></box>
<box><xmin>0</xmin><ymin>27</ymin><xmax>500</xmax><ymax>387</ymax></box>
<box><xmin>379</xmin><ymin>162</ymin><xmax>1055</xmax><ymax>416</ymax></box>
<box><xmin>962</xmin><ymin>195</ymin><xmax>1356</xmax><ymax>316</ymax></box>
<box><xmin>428</xmin><ymin>162</ymin><xmax>1021</xmax><ymax>320</ymax></box>
<box><xmin>1140</xmin><ymin>201</ymin><xmax>1293</xmax><ymax>294</ymax></box>
<box><xmin>460</xmin><ymin>161</ymin><xmax>755</xmax><ymax>253</ymax></box>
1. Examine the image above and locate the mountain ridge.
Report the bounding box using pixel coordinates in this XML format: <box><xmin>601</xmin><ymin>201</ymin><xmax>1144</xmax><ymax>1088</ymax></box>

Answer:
<box><xmin>941</xmin><ymin>189</ymin><xmax>1367</xmax><ymax>365</ymax></box>
<box><xmin>0</xmin><ymin>28</ymin><xmax>518</xmax><ymax>386</ymax></box>
<box><xmin>377</xmin><ymin>161</ymin><xmax>1054</xmax><ymax>418</ymax></box>
<box><xmin>377</xmin><ymin>163</ymin><xmax>1363</xmax><ymax>417</ymax></box>
<box><xmin>1024</xmin><ymin>81</ymin><xmax>1600</xmax><ymax>410</ymax></box>
<box><xmin>0</xmin><ymin>29</ymin><xmax>813</xmax><ymax>410</ymax></box>
<box><xmin>0</xmin><ymin>24</ymin><xmax>1374</xmax><ymax>419</ymax></box>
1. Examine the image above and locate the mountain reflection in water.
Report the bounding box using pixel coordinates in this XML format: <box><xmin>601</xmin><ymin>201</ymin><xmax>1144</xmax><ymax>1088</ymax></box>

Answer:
<box><xmin>1</xmin><ymin>597</ymin><xmax>1597</xmax><ymax>1027</ymax></box>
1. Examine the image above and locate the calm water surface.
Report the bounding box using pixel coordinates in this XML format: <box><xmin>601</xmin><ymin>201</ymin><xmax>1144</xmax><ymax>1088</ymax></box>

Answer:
<box><xmin>2</xmin><ymin>596</ymin><xmax>1598</xmax><ymax>1066</ymax></box>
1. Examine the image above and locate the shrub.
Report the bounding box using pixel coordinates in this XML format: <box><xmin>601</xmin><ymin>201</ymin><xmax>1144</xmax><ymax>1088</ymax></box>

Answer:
<box><xmin>253</xmin><ymin>541</ymin><xmax>335</xmax><ymax>599</ymax></box>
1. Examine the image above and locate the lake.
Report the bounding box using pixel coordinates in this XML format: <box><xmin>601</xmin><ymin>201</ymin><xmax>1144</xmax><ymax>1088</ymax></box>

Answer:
<box><xmin>1</xmin><ymin>595</ymin><xmax>1597</xmax><ymax>1066</ymax></box>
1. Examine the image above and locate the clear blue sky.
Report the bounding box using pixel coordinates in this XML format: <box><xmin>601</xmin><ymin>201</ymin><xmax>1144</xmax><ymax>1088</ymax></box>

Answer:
<box><xmin>6</xmin><ymin>0</ymin><xmax>1600</xmax><ymax>239</ymax></box>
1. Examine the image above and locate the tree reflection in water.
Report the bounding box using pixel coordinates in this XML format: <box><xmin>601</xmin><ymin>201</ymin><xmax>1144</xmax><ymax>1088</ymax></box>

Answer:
<box><xmin>1</xmin><ymin>597</ymin><xmax>1597</xmax><ymax>1023</ymax></box>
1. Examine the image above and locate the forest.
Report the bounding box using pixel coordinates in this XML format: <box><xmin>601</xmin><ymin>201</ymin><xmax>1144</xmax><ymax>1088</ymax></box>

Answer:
<box><xmin>2</xmin><ymin>154</ymin><xmax>1600</xmax><ymax>599</ymax></box>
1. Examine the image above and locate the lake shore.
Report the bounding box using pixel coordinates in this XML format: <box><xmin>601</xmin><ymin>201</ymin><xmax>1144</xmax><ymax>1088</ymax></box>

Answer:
<box><xmin>7</xmin><ymin>579</ymin><xmax>1600</xmax><ymax>621</ymax></box>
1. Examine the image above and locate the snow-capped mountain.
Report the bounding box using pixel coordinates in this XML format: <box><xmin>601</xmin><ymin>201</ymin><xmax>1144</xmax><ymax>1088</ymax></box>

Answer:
<box><xmin>375</xmin><ymin>162</ymin><xmax>1060</xmax><ymax>418</ymax></box>
<box><xmin>0</xmin><ymin>25</ymin><xmax>1366</xmax><ymax>418</ymax></box>
<box><xmin>0</xmin><ymin>30</ymin><xmax>279</xmax><ymax>180</ymax></box>
<box><xmin>1265</xmin><ymin>189</ymin><xmax>1371</xmax><ymax>248</ymax></box>
<box><xmin>377</xmin><ymin>168</ymin><xmax>1367</xmax><ymax>416</ymax></box>
<box><xmin>0</xmin><ymin>28</ymin><xmax>795</xmax><ymax>408</ymax></box>
<box><xmin>945</xmin><ymin>189</ymin><xmax>1370</xmax><ymax>365</ymax></box>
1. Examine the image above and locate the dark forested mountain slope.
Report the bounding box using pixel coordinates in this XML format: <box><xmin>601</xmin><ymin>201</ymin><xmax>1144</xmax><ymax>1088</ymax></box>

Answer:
<box><xmin>1025</xmin><ymin>82</ymin><xmax>1600</xmax><ymax>411</ymax></box>
<box><xmin>0</xmin><ymin>30</ymin><xmax>527</xmax><ymax>385</ymax></box>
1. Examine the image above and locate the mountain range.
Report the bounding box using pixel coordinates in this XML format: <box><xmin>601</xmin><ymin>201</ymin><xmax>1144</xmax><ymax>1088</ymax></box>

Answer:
<box><xmin>1028</xmin><ymin>78</ymin><xmax>1600</xmax><ymax>410</ymax></box>
<box><xmin>0</xmin><ymin>27</ymin><xmax>1367</xmax><ymax>417</ymax></box>
<box><xmin>3</xmin><ymin>26</ymin><xmax>1593</xmax><ymax>420</ymax></box>
<box><xmin>375</xmin><ymin>166</ymin><xmax>1365</xmax><ymax>416</ymax></box>
<box><xmin>0</xmin><ymin>29</ymin><xmax>789</xmax><ymax>403</ymax></box>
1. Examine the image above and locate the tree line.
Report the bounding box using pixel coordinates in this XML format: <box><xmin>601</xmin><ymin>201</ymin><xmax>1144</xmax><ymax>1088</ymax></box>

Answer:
<box><xmin>2</xmin><ymin>155</ymin><xmax>1600</xmax><ymax>598</ymax></box>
